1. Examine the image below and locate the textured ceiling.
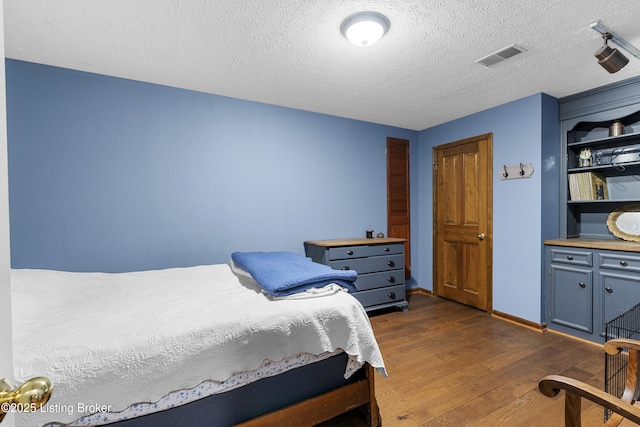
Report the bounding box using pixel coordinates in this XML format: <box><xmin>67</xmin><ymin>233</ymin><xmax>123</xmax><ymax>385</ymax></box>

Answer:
<box><xmin>4</xmin><ymin>0</ymin><xmax>640</xmax><ymax>131</ymax></box>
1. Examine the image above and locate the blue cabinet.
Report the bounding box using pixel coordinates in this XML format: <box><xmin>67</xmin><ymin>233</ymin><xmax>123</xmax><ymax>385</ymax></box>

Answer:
<box><xmin>546</xmin><ymin>244</ymin><xmax>640</xmax><ymax>343</ymax></box>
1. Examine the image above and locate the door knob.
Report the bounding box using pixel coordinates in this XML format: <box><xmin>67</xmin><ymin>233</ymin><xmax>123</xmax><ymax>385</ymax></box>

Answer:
<box><xmin>477</xmin><ymin>233</ymin><xmax>485</xmax><ymax>241</ymax></box>
<box><xmin>0</xmin><ymin>376</ymin><xmax>53</xmax><ymax>422</ymax></box>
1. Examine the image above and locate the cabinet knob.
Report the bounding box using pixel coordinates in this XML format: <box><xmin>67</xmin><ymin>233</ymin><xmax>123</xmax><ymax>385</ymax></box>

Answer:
<box><xmin>346</xmin><ymin>250</ymin><xmax>354</xmax><ymax>255</ymax></box>
<box><xmin>620</xmin><ymin>261</ymin><xmax>628</xmax><ymax>267</ymax></box>
<box><xmin>384</xmin><ymin>247</ymin><xmax>390</xmax><ymax>252</ymax></box>
<box><xmin>579</xmin><ymin>282</ymin><xmax>586</xmax><ymax>288</ymax></box>
<box><xmin>606</xmin><ymin>287</ymin><xmax>613</xmax><ymax>294</ymax></box>
<box><xmin>388</xmin><ymin>292</ymin><xmax>396</xmax><ymax>300</ymax></box>
<box><xmin>567</xmin><ymin>255</ymin><xmax>574</xmax><ymax>261</ymax></box>
<box><xmin>388</xmin><ymin>276</ymin><xmax>395</xmax><ymax>284</ymax></box>
<box><xmin>387</xmin><ymin>260</ymin><xmax>395</xmax><ymax>267</ymax></box>
<box><xmin>477</xmin><ymin>233</ymin><xmax>485</xmax><ymax>241</ymax></box>
<box><xmin>341</xmin><ymin>266</ymin><xmax>350</xmax><ymax>270</ymax></box>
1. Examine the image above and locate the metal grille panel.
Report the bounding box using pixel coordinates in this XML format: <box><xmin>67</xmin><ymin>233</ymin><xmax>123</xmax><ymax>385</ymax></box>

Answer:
<box><xmin>604</xmin><ymin>302</ymin><xmax>640</xmax><ymax>421</ymax></box>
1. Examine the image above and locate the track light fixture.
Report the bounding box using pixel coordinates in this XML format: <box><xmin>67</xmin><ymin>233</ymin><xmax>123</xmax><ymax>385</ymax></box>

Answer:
<box><xmin>595</xmin><ymin>33</ymin><xmax>629</xmax><ymax>73</ymax></box>
<box><xmin>590</xmin><ymin>21</ymin><xmax>640</xmax><ymax>74</ymax></box>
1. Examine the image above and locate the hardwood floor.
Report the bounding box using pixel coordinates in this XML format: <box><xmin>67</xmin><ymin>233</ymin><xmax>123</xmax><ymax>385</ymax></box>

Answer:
<box><xmin>340</xmin><ymin>293</ymin><xmax>611</xmax><ymax>426</ymax></box>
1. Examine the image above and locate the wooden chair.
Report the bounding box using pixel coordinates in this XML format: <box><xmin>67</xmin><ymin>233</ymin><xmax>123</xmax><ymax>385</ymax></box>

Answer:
<box><xmin>539</xmin><ymin>338</ymin><xmax>640</xmax><ymax>427</ymax></box>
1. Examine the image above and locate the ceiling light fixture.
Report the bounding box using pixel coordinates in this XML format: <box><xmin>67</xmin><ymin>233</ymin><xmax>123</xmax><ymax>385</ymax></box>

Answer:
<box><xmin>341</xmin><ymin>12</ymin><xmax>389</xmax><ymax>47</ymax></box>
<box><xmin>590</xmin><ymin>21</ymin><xmax>640</xmax><ymax>73</ymax></box>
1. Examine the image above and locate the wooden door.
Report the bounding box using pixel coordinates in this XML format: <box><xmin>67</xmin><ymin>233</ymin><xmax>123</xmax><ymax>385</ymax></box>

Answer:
<box><xmin>387</xmin><ymin>137</ymin><xmax>411</xmax><ymax>279</ymax></box>
<box><xmin>433</xmin><ymin>134</ymin><xmax>492</xmax><ymax>311</ymax></box>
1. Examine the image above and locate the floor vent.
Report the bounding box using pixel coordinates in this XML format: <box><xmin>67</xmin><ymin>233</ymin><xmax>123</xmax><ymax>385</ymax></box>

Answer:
<box><xmin>475</xmin><ymin>44</ymin><xmax>526</xmax><ymax>67</ymax></box>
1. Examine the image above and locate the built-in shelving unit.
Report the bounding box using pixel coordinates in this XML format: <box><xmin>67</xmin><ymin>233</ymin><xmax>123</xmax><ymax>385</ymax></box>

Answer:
<box><xmin>566</xmin><ymin>126</ymin><xmax>640</xmax><ymax>238</ymax></box>
<box><xmin>545</xmin><ymin>76</ymin><xmax>640</xmax><ymax>343</ymax></box>
<box><xmin>560</xmin><ymin>87</ymin><xmax>640</xmax><ymax>239</ymax></box>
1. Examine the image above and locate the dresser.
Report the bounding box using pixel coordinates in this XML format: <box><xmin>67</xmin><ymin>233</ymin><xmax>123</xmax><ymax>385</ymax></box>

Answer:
<box><xmin>304</xmin><ymin>237</ymin><xmax>408</xmax><ymax>312</ymax></box>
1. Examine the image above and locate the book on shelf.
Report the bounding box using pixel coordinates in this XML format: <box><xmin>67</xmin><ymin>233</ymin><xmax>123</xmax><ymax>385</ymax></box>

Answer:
<box><xmin>568</xmin><ymin>172</ymin><xmax>609</xmax><ymax>201</ymax></box>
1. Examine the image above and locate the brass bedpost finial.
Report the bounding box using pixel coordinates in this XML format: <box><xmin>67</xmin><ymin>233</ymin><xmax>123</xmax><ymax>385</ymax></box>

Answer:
<box><xmin>0</xmin><ymin>377</ymin><xmax>53</xmax><ymax>423</ymax></box>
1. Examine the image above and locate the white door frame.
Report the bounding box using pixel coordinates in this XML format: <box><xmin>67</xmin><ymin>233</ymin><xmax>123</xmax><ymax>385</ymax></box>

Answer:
<box><xmin>0</xmin><ymin>2</ymin><xmax>16</xmax><ymax>425</ymax></box>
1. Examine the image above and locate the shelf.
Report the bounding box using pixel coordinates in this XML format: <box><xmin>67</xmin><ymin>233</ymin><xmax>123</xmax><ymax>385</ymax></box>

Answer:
<box><xmin>568</xmin><ymin>161</ymin><xmax>640</xmax><ymax>173</ymax></box>
<box><xmin>568</xmin><ymin>131</ymin><xmax>640</xmax><ymax>149</ymax></box>
<box><xmin>568</xmin><ymin>199</ymin><xmax>639</xmax><ymax>204</ymax></box>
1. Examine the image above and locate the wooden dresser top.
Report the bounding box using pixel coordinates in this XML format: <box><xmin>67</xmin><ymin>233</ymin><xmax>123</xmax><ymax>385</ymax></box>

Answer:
<box><xmin>304</xmin><ymin>237</ymin><xmax>407</xmax><ymax>247</ymax></box>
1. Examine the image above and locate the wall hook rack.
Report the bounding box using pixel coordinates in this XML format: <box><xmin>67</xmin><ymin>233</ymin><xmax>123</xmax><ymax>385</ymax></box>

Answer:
<box><xmin>498</xmin><ymin>162</ymin><xmax>534</xmax><ymax>180</ymax></box>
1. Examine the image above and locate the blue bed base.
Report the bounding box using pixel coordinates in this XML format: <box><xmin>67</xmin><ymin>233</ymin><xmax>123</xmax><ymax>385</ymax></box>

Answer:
<box><xmin>108</xmin><ymin>352</ymin><xmax>379</xmax><ymax>426</ymax></box>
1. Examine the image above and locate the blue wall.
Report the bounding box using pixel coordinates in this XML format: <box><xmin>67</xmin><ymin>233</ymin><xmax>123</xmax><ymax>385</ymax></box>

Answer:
<box><xmin>6</xmin><ymin>59</ymin><xmax>562</xmax><ymax>322</ymax></box>
<box><xmin>6</xmin><ymin>60</ymin><xmax>418</xmax><ymax>275</ymax></box>
<box><xmin>418</xmin><ymin>94</ymin><xmax>559</xmax><ymax>323</ymax></box>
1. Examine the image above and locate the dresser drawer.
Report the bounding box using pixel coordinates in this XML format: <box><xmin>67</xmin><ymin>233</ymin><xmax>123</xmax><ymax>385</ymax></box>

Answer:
<box><xmin>355</xmin><ymin>270</ymin><xmax>405</xmax><ymax>291</ymax></box>
<box><xmin>549</xmin><ymin>248</ymin><xmax>593</xmax><ymax>267</ymax></box>
<box><xmin>353</xmin><ymin>284</ymin><xmax>406</xmax><ymax>307</ymax></box>
<box><xmin>329</xmin><ymin>254</ymin><xmax>403</xmax><ymax>274</ymax></box>
<box><xmin>599</xmin><ymin>252</ymin><xmax>640</xmax><ymax>273</ymax></box>
<box><xmin>369</xmin><ymin>243</ymin><xmax>404</xmax><ymax>256</ymax></box>
<box><xmin>328</xmin><ymin>246</ymin><xmax>369</xmax><ymax>260</ymax></box>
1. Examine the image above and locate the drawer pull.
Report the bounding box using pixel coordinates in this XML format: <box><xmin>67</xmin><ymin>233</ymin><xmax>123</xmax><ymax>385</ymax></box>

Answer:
<box><xmin>388</xmin><ymin>276</ymin><xmax>396</xmax><ymax>284</ymax></box>
<box><xmin>567</xmin><ymin>255</ymin><xmax>574</xmax><ymax>261</ymax></box>
<box><xmin>388</xmin><ymin>292</ymin><xmax>396</xmax><ymax>300</ymax></box>
<box><xmin>384</xmin><ymin>247</ymin><xmax>390</xmax><ymax>252</ymax></box>
<box><xmin>579</xmin><ymin>282</ymin><xmax>586</xmax><ymax>288</ymax></box>
<box><xmin>620</xmin><ymin>261</ymin><xmax>628</xmax><ymax>267</ymax></box>
<box><xmin>341</xmin><ymin>266</ymin><xmax>350</xmax><ymax>270</ymax></box>
<box><xmin>346</xmin><ymin>250</ymin><xmax>354</xmax><ymax>255</ymax></box>
<box><xmin>387</xmin><ymin>260</ymin><xmax>395</xmax><ymax>267</ymax></box>
<box><xmin>606</xmin><ymin>287</ymin><xmax>613</xmax><ymax>294</ymax></box>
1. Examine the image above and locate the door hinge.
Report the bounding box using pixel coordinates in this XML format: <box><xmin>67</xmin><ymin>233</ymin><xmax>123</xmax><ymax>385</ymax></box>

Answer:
<box><xmin>433</xmin><ymin>162</ymin><xmax>438</xmax><ymax>170</ymax></box>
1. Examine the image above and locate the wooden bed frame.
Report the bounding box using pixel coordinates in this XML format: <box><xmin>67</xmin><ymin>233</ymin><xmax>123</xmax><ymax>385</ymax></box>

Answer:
<box><xmin>236</xmin><ymin>363</ymin><xmax>380</xmax><ymax>427</ymax></box>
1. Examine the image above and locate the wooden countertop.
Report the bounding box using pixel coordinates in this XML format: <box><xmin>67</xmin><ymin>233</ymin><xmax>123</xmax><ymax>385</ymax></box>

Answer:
<box><xmin>544</xmin><ymin>238</ymin><xmax>640</xmax><ymax>253</ymax></box>
<box><xmin>304</xmin><ymin>237</ymin><xmax>407</xmax><ymax>247</ymax></box>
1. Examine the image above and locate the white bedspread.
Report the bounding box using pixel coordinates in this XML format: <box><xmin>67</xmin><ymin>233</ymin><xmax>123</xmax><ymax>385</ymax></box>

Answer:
<box><xmin>11</xmin><ymin>264</ymin><xmax>386</xmax><ymax>427</ymax></box>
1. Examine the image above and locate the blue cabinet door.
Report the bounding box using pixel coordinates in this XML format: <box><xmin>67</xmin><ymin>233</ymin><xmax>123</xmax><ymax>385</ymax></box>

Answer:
<box><xmin>549</xmin><ymin>264</ymin><xmax>593</xmax><ymax>333</ymax></box>
<box><xmin>600</xmin><ymin>270</ymin><xmax>640</xmax><ymax>339</ymax></box>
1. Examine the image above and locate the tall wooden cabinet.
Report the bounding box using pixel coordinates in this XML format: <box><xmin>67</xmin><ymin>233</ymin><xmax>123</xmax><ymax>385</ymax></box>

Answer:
<box><xmin>545</xmin><ymin>76</ymin><xmax>640</xmax><ymax>343</ymax></box>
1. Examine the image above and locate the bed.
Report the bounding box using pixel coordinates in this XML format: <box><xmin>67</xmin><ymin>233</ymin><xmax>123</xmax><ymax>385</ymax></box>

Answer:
<box><xmin>10</xmin><ymin>254</ymin><xmax>386</xmax><ymax>427</ymax></box>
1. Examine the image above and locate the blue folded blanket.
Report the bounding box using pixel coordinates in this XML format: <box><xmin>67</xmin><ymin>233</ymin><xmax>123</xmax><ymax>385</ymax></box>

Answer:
<box><xmin>231</xmin><ymin>251</ymin><xmax>357</xmax><ymax>297</ymax></box>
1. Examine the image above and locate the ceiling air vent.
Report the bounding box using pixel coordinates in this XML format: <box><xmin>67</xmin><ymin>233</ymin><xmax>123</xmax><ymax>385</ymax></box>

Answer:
<box><xmin>475</xmin><ymin>44</ymin><xmax>527</xmax><ymax>67</ymax></box>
